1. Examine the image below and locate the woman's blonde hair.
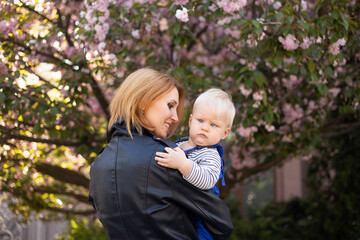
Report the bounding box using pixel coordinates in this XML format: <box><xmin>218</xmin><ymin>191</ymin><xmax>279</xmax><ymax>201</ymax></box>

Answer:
<box><xmin>108</xmin><ymin>68</ymin><xmax>184</xmax><ymax>138</ymax></box>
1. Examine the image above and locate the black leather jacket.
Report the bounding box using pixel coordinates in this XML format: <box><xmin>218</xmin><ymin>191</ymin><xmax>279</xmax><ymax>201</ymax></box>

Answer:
<box><xmin>89</xmin><ymin>122</ymin><xmax>233</xmax><ymax>240</ymax></box>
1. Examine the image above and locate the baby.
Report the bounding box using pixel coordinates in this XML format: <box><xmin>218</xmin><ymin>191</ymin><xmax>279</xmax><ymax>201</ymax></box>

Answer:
<box><xmin>155</xmin><ymin>88</ymin><xmax>236</xmax><ymax>240</ymax></box>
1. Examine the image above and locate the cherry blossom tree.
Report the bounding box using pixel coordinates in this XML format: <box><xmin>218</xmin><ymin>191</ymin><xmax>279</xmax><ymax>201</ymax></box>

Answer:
<box><xmin>0</xmin><ymin>0</ymin><xmax>359</xmax><ymax>218</ymax></box>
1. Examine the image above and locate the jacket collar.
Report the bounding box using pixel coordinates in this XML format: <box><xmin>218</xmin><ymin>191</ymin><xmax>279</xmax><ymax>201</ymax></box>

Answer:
<box><xmin>107</xmin><ymin>120</ymin><xmax>176</xmax><ymax>148</ymax></box>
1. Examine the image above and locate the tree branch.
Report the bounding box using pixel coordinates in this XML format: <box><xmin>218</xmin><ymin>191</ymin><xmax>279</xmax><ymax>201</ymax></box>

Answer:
<box><xmin>33</xmin><ymin>186</ymin><xmax>89</xmax><ymax>204</ymax></box>
<box><xmin>17</xmin><ymin>0</ymin><xmax>54</xmax><ymax>23</ymax></box>
<box><xmin>88</xmin><ymin>74</ymin><xmax>110</xmax><ymax>120</ymax></box>
<box><xmin>56</xmin><ymin>8</ymin><xmax>74</xmax><ymax>47</ymax></box>
<box><xmin>46</xmin><ymin>206</ymin><xmax>95</xmax><ymax>215</ymax></box>
<box><xmin>0</xmin><ymin>125</ymin><xmax>87</xmax><ymax>147</ymax></box>
<box><xmin>0</xmin><ymin>83</ymin><xmax>50</xmax><ymax>106</ymax></box>
<box><xmin>35</xmin><ymin>162</ymin><xmax>89</xmax><ymax>188</ymax></box>
<box><xmin>0</xmin><ymin>36</ymin><xmax>72</xmax><ymax>68</ymax></box>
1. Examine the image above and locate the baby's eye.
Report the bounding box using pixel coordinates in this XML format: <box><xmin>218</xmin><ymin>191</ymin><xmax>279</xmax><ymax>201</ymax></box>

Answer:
<box><xmin>198</xmin><ymin>119</ymin><xmax>204</xmax><ymax>123</ymax></box>
<box><xmin>210</xmin><ymin>123</ymin><xmax>217</xmax><ymax>127</ymax></box>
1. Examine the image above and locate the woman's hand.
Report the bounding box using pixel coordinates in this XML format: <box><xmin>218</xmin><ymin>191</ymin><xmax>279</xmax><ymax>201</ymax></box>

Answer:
<box><xmin>155</xmin><ymin>147</ymin><xmax>193</xmax><ymax>177</ymax></box>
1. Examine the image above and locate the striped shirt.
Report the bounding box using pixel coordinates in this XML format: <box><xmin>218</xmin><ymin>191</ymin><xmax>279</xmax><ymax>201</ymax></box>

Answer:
<box><xmin>177</xmin><ymin>142</ymin><xmax>221</xmax><ymax>190</ymax></box>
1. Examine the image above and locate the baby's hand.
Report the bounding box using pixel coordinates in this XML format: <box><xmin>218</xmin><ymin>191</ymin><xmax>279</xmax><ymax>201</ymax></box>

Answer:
<box><xmin>155</xmin><ymin>147</ymin><xmax>187</xmax><ymax>170</ymax></box>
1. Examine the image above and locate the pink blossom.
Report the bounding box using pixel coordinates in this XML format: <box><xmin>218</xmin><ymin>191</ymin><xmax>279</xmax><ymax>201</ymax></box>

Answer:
<box><xmin>273</xmin><ymin>1</ymin><xmax>282</xmax><ymax>10</ymax></box>
<box><xmin>175</xmin><ymin>7</ymin><xmax>189</xmax><ymax>22</ymax></box>
<box><xmin>94</xmin><ymin>23</ymin><xmax>109</xmax><ymax>42</ymax></box>
<box><xmin>0</xmin><ymin>64</ymin><xmax>9</xmax><ymax>75</ymax></box>
<box><xmin>64</xmin><ymin>46</ymin><xmax>77</xmax><ymax>58</ymax></box>
<box><xmin>224</xmin><ymin>28</ymin><xmax>240</xmax><ymax>38</ymax></box>
<box><xmin>96</xmin><ymin>0</ymin><xmax>109</xmax><ymax>12</ymax></box>
<box><xmin>278</xmin><ymin>34</ymin><xmax>299</xmax><ymax>51</ymax></box>
<box><xmin>13</xmin><ymin>32</ymin><xmax>26</xmax><ymax>41</ymax></box>
<box><xmin>159</xmin><ymin>18</ymin><xmax>168</xmax><ymax>31</ymax></box>
<box><xmin>218</xmin><ymin>17</ymin><xmax>232</xmax><ymax>25</ymax></box>
<box><xmin>0</xmin><ymin>20</ymin><xmax>17</xmax><ymax>36</ymax></box>
<box><xmin>265</xmin><ymin>124</ymin><xmax>275</xmax><ymax>132</ymax></box>
<box><xmin>174</xmin><ymin>0</ymin><xmax>189</xmax><ymax>5</ymax></box>
<box><xmin>306</xmin><ymin>100</ymin><xmax>316</xmax><ymax>115</ymax></box>
<box><xmin>282</xmin><ymin>103</ymin><xmax>304</xmax><ymax>124</ymax></box>
<box><xmin>237</xmin><ymin>125</ymin><xmax>258</xmax><ymax>137</ymax></box>
<box><xmin>239</xmin><ymin>84</ymin><xmax>252</xmax><ymax>97</ymax></box>
<box><xmin>282</xmin><ymin>75</ymin><xmax>298</xmax><ymax>89</ymax></box>
<box><xmin>301</xmin><ymin>0</ymin><xmax>308</xmax><ymax>11</ymax></box>
<box><xmin>99</xmin><ymin>10</ymin><xmax>110</xmax><ymax>22</ymax></box>
<box><xmin>229</xmin><ymin>146</ymin><xmax>257</xmax><ymax>170</ymax></box>
<box><xmin>131</xmin><ymin>29</ymin><xmax>140</xmax><ymax>39</ymax></box>
<box><xmin>208</xmin><ymin>4</ymin><xmax>218</xmax><ymax>11</ymax></box>
<box><xmin>247</xmin><ymin>61</ymin><xmax>257</xmax><ymax>70</ymax></box>
<box><xmin>294</xmin><ymin>0</ymin><xmax>307</xmax><ymax>11</ymax></box>
<box><xmin>300</xmin><ymin>37</ymin><xmax>314</xmax><ymax>49</ymax></box>
<box><xmin>252</xmin><ymin>91</ymin><xmax>263</xmax><ymax>101</ymax></box>
<box><xmin>328</xmin><ymin>88</ymin><xmax>341</xmax><ymax>98</ymax></box>
<box><xmin>282</xmin><ymin>135</ymin><xmax>292</xmax><ymax>142</ymax></box>
<box><xmin>98</xmin><ymin>42</ymin><xmax>107</xmax><ymax>53</ymax></box>
<box><xmin>252</xmin><ymin>101</ymin><xmax>260</xmax><ymax>108</ymax></box>
<box><xmin>328</xmin><ymin>38</ymin><xmax>346</xmax><ymax>55</ymax></box>
<box><xmin>217</xmin><ymin>0</ymin><xmax>247</xmax><ymax>14</ymax></box>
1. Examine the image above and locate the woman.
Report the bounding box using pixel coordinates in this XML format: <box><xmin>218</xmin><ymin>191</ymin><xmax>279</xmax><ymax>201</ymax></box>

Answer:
<box><xmin>88</xmin><ymin>68</ymin><xmax>233</xmax><ymax>240</ymax></box>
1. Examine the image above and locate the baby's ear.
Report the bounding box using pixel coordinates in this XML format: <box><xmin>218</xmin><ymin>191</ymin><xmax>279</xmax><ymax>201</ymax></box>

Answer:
<box><xmin>188</xmin><ymin>114</ymin><xmax>193</xmax><ymax>125</ymax></box>
<box><xmin>222</xmin><ymin>128</ymin><xmax>230</xmax><ymax>139</ymax></box>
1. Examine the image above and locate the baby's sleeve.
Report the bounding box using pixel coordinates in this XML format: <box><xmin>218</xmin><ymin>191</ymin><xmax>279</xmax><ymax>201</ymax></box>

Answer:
<box><xmin>183</xmin><ymin>148</ymin><xmax>221</xmax><ymax>190</ymax></box>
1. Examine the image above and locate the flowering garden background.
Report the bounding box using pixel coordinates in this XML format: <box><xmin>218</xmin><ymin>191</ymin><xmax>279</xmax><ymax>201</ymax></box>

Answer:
<box><xmin>0</xmin><ymin>0</ymin><xmax>359</xmax><ymax>239</ymax></box>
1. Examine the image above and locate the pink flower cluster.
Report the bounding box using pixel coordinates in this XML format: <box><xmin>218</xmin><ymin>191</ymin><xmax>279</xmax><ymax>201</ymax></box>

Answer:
<box><xmin>64</xmin><ymin>46</ymin><xmax>78</xmax><ymax>58</ymax></box>
<box><xmin>229</xmin><ymin>146</ymin><xmax>257</xmax><ymax>170</ymax></box>
<box><xmin>217</xmin><ymin>0</ymin><xmax>247</xmax><ymax>14</ymax></box>
<box><xmin>237</xmin><ymin>125</ymin><xmax>258</xmax><ymax>137</ymax></box>
<box><xmin>175</xmin><ymin>7</ymin><xmax>189</xmax><ymax>22</ymax></box>
<box><xmin>0</xmin><ymin>20</ymin><xmax>17</xmax><ymax>36</ymax></box>
<box><xmin>329</xmin><ymin>38</ymin><xmax>346</xmax><ymax>55</ymax></box>
<box><xmin>282</xmin><ymin>103</ymin><xmax>304</xmax><ymax>124</ymax></box>
<box><xmin>94</xmin><ymin>23</ymin><xmax>109</xmax><ymax>42</ymax></box>
<box><xmin>278</xmin><ymin>34</ymin><xmax>299</xmax><ymax>51</ymax></box>
<box><xmin>0</xmin><ymin>63</ymin><xmax>9</xmax><ymax>75</ymax></box>
<box><xmin>300</xmin><ymin>36</ymin><xmax>315</xmax><ymax>49</ymax></box>
<box><xmin>239</xmin><ymin>84</ymin><xmax>252</xmax><ymax>97</ymax></box>
<box><xmin>174</xmin><ymin>0</ymin><xmax>189</xmax><ymax>5</ymax></box>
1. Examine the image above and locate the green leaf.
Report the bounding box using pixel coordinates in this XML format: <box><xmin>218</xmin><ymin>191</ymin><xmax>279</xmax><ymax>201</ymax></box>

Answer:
<box><xmin>262</xmin><ymin>92</ymin><xmax>267</xmax><ymax>106</ymax></box>
<box><xmin>173</xmin><ymin>36</ymin><xmax>181</xmax><ymax>46</ymax></box>
<box><xmin>317</xmin><ymin>83</ymin><xmax>328</xmax><ymax>96</ymax></box>
<box><xmin>332</xmin><ymin>10</ymin><xmax>339</xmax><ymax>20</ymax></box>
<box><xmin>300</xmin><ymin>65</ymin><xmax>307</xmax><ymax>76</ymax></box>
<box><xmin>325</xmin><ymin>66</ymin><xmax>333</xmax><ymax>77</ymax></box>
<box><xmin>308</xmin><ymin>61</ymin><xmax>315</xmax><ymax>73</ymax></box>
<box><xmin>244</xmin><ymin>78</ymin><xmax>253</xmax><ymax>89</ymax></box>
<box><xmin>255</xmin><ymin>27</ymin><xmax>263</xmax><ymax>36</ymax></box>
<box><xmin>254</xmin><ymin>71</ymin><xmax>265</xmax><ymax>87</ymax></box>
<box><xmin>172</xmin><ymin>22</ymin><xmax>181</xmax><ymax>36</ymax></box>
<box><xmin>276</xmin><ymin>12</ymin><xmax>284</xmax><ymax>21</ymax></box>
<box><xmin>252</xmin><ymin>20</ymin><xmax>261</xmax><ymax>28</ymax></box>
<box><xmin>274</xmin><ymin>55</ymin><xmax>283</xmax><ymax>66</ymax></box>
<box><xmin>14</xmin><ymin>71</ymin><xmax>20</xmax><ymax>78</ymax></box>
<box><xmin>298</xmin><ymin>20</ymin><xmax>309</xmax><ymax>31</ymax></box>
<box><xmin>339</xmin><ymin>11</ymin><xmax>349</xmax><ymax>31</ymax></box>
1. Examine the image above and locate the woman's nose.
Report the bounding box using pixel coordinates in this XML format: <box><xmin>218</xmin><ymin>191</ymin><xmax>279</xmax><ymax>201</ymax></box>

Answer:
<box><xmin>171</xmin><ymin>111</ymin><xmax>179</xmax><ymax>122</ymax></box>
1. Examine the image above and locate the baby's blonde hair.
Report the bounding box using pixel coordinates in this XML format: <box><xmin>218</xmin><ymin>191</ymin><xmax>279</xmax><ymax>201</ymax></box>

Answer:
<box><xmin>193</xmin><ymin>88</ymin><xmax>236</xmax><ymax>128</ymax></box>
<box><xmin>108</xmin><ymin>68</ymin><xmax>184</xmax><ymax>138</ymax></box>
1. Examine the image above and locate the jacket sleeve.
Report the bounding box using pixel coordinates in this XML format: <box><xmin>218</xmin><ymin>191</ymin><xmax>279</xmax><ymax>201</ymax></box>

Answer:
<box><xmin>167</xmin><ymin>166</ymin><xmax>233</xmax><ymax>239</ymax></box>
